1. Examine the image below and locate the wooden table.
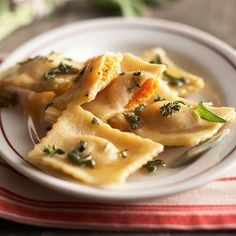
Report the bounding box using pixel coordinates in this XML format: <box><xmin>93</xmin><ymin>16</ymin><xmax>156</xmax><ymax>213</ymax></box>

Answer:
<box><xmin>0</xmin><ymin>0</ymin><xmax>236</xmax><ymax>234</ymax></box>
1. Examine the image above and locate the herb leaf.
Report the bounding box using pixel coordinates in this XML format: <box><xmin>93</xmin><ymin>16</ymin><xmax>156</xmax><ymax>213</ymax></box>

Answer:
<box><xmin>124</xmin><ymin>113</ymin><xmax>141</xmax><ymax>130</ymax></box>
<box><xmin>74</xmin><ymin>66</ymin><xmax>87</xmax><ymax>83</ymax></box>
<box><xmin>144</xmin><ymin>159</ymin><xmax>166</xmax><ymax>173</ymax></box>
<box><xmin>67</xmin><ymin>152</ymin><xmax>95</xmax><ymax>168</ymax></box>
<box><xmin>67</xmin><ymin>141</ymin><xmax>95</xmax><ymax>168</ymax></box>
<box><xmin>196</xmin><ymin>101</ymin><xmax>227</xmax><ymax>123</ymax></box>
<box><xmin>42</xmin><ymin>145</ymin><xmax>65</xmax><ymax>156</ymax></box>
<box><xmin>150</xmin><ymin>54</ymin><xmax>187</xmax><ymax>87</ymax></box>
<box><xmin>150</xmin><ymin>54</ymin><xmax>162</xmax><ymax>64</ymax></box>
<box><xmin>160</xmin><ymin>101</ymin><xmax>184</xmax><ymax>117</ymax></box>
<box><xmin>163</xmin><ymin>72</ymin><xmax>187</xmax><ymax>87</ymax></box>
<box><xmin>43</xmin><ymin>62</ymin><xmax>79</xmax><ymax>81</ymax></box>
<box><xmin>91</xmin><ymin>117</ymin><xmax>100</xmax><ymax>125</ymax></box>
<box><xmin>154</xmin><ymin>94</ymin><xmax>165</xmax><ymax>102</ymax></box>
<box><xmin>170</xmin><ymin>129</ymin><xmax>229</xmax><ymax>168</ymax></box>
<box><xmin>124</xmin><ymin>103</ymin><xmax>147</xmax><ymax>130</ymax></box>
<box><xmin>133</xmin><ymin>103</ymin><xmax>147</xmax><ymax>115</ymax></box>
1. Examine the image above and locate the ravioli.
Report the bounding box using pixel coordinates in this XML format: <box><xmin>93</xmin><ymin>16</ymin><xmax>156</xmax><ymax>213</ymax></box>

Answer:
<box><xmin>141</xmin><ymin>48</ymin><xmax>205</xmax><ymax>97</ymax></box>
<box><xmin>0</xmin><ymin>53</ymin><xmax>83</xmax><ymax>95</ymax></box>
<box><xmin>82</xmin><ymin>71</ymin><xmax>160</xmax><ymax>121</ymax></box>
<box><xmin>108</xmin><ymin>101</ymin><xmax>235</xmax><ymax>147</ymax></box>
<box><xmin>121</xmin><ymin>53</ymin><xmax>166</xmax><ymax>77</ymax></box>
<box><xmin>27</xmin><ymin>104</ymin><xmax>163</xmax><ymax>186</ymax></box>
<box><xmin>45</xmin><ymin>53</ymin><xmax>122</xmax><ymax>123</ymax></box>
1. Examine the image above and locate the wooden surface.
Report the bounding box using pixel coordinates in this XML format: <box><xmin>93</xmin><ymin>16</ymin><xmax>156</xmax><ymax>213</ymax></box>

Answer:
<box><xmin>0</xmin><ymin>0</ymin><xmax>236</xmax><ymax>235</ymax></box>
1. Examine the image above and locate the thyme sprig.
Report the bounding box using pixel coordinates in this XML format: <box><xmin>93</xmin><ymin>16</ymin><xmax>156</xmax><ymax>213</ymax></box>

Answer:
<box><xmin>160</xmin><ymin>101</ymin><xmax>185</xmax><ymax>117</ymax></box>
<box><xmin>124</xmin><ymin>104</ymin><xmax>147</xmax><ymax>130</ymax></box>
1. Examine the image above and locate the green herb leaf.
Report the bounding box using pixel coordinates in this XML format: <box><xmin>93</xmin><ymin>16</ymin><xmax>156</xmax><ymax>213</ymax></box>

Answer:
<box><xmin>124</xmin><ymin>104</ymin><xmax>147</xmax><ymax>130</ymax></box>
<box><xmin>66</xmin><ymin>141</ymin><xmax>95</xmax><ymax>168</ymax></box>
<box><xmin>144</xmin><ymin>159</ymin><xmax>166</xmax><ymax>173</ymax></box>
<box><xmin>67</xmin><ymin>152</ymin><xmax>95</xmax><ymax>168</ymax></box>
<box><xmin>42</xmin><ymin>145</ymin><xmax>65</xmax><ymax>156</ymax></box>
<box><xmin>74</xmin><ymin>66</ymin><xmax>87</xmax><ymax>83</ymax></box>
<box><xmin>160</xmin><ymin>101</ymin><xmax>184</xmax><ymax>117</ymax></box>
<box><xmin>154</xmin><ymin>94</ymin><xmax>165</xmax><ymax>102</ymax></box>
<box><xmin>43</xmin><ymin>62</ymin><xmax>79</xmax><ymax>81</ymax></box>
<box><xmin>163</xmin><ymin>72</ymin><xmax>188</xmax><ymax>87</ymax></box>
<box><xmin>91</xmin><ymin>117</ymin><xmax>100</xmax><ymax>125</ymax></box>
<box><xmin>196</xmin><ymin>101</ymin><xmax>227</xmax><ymax>123</ymax></box>
<box><xmin>150</xmin><ymin>54</ymin><xmax>187</xmax><ymax>87</ymax></box>
<box><xmin>133</xmin><ymin>103</ymin><xmax>147</xmax><ymax>115</ymax></box>
<box><xmin>150</xmin><ymin>54</ymin><xmax>162</xmax><ymax>64</ymax></box>
<box><xmin>127</xmin><ymin>76</ymin><xmax>141</xmax><ymax>93</ymax></box>
<box><xmin>170</xmin><ymin>129</ymin><xmax>229</xmax><ymax>168</ymax></box>
<box><xmin>124</xmin><ymin>113</ymin><xmax>141</xmax><ymax>130</ymax></box>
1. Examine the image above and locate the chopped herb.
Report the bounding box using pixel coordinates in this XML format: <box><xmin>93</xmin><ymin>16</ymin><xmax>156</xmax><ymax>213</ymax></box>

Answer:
<box><xmin>67</xmin><ymin>141</ymin><xmax>95</xmax><ymax>168</ymax></box>
<box><xmin>78</xmin><ymin>140</ymin><xmax>88</xmax><ymax>152</ymax></box>
<box><xmin>163</xmin><ymin>72</ymin><xmax>188</xmax><ymax>87</ymax></box>
<box><xmin>124</xmin><ymin>104</ymin><xmax>147</xmax><ymax>130</ymax></box>
<box><xmin>98</xmin><ymin>71</ymin><xmax>101</xmax><ymax>75</ymax></box>
<box><xmin>150</xmin><ymin>54</ymin><xmax>162</xmax><ymax>64</ymax></box>
<box><xmin>160</xmin><ymin>101</ymin><xmax>184</xmax><ymax>117</ymax></box>
<box><xmin>43</xmin><ymin>62</ymin><xmax>79</xmax><ymax>81</ymax></box>
<box><xmin>124</xmin><ymin>113</ymin><xmax>141</xmax><ymax>130</ymax></box>
<box><xmin>42</xmin><ymin>145</ymin><xmax>65</xmax><ymax>156</ymax></box>
<box><xmin>196</xmin><ymin>101</ymin><xmax>227</xmax><ymax>123</ymax></box>
<box><xmin>119</xmin><ymin>149</ymin><xmax>128</xmax><ymax>158</ymax></box>
<box><xmin>18</xmin><ymin>56</ymin><xmax>39</xmax><ymax>65</ymax></box>
<box><xmin>74</xmin><ymin>66</ymin><xmax>87</xmax><ymax>83</ymax></box>
<box><xmin>67</xmin><ymin>152</ymin><xmax>95</xmax><ymax>168</ymax></box>
<box><xmin>133</xmin><ymin>71</ymin><xmax>142</xmax><ymax>76</ymax></box>
<box><xmin>144</xmin><ymin>159</ymin><xmax>166</xmax><ymax>173</ymax></box>
<box><xmin>154</xmin><ymin>94</ymin><xmax>165</xmax><ymax>102</ymax></box>
<box><xmin>91</xmin><ymin>117</ymin><xmax>100</xmax><ymax>125</ymax></box>
<box><xmin>133</xmin><ymin>103</ymin><xmax>147</xmax><ymax>115</ymax></box>
<box><xmin>119</xmin><ymin>72</ymin><xmax>126</xmax><ymax>76</ymax></box>
<box><xmin>128</xmin><ymin>77</ymin><xmax>141</xmax><ymax>93</ymax></box>
<box><xmin>150</xmin><ymin>54</ymin><xmax>188</xmax><ymax>87</ymax></box>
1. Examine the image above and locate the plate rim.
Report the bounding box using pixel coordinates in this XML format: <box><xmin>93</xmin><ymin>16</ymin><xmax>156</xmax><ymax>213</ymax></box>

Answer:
<box><xmin>0</xmin><ymin>17</ymin><xmax>236</xmax><ymax>202</ymax></box>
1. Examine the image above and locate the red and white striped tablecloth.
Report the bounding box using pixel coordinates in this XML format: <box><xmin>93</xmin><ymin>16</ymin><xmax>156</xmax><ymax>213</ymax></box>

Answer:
<box><xmin>1</xmin><ymin>55</ymin><xmax>236</xmax><ymax>230</ymax></box>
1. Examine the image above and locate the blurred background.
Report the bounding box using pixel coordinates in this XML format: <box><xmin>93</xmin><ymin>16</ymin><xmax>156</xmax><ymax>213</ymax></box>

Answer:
<box><xmin>0</xmin><ymin>0</ymin><xmax>235</xmax><ymax>55</ymax></box>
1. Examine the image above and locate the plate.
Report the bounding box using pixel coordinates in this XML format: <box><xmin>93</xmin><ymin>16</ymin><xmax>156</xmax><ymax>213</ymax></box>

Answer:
<box><xmin>0</xmin><ymin>18</ymin><xmax>236</xmax><ymax>202</ymax></box>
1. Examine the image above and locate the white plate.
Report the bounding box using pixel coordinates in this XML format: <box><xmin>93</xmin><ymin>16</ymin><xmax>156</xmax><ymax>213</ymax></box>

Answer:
<box><xmin>0</xmin><ymin>18</ymin><xmax>236</xmax><ymax>202</ymax></box>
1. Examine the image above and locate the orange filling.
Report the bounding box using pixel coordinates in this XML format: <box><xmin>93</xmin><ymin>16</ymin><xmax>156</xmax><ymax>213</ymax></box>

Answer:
<box><xmin>101</xmin><ymin>55</ymin><xmax>119</xmax><ymax>82</ymax></box>
<box><xmin>125</xmin><ymin>78</ymin><xmax>158</xmax><ymax>110</ymax></box>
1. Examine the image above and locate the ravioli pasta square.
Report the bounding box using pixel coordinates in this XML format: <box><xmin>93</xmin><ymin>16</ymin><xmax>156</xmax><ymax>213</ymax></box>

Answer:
<box><xmin>27</xmin><ymin>104</ymin><xmax>163</xmax><ymax>187</ymax></box>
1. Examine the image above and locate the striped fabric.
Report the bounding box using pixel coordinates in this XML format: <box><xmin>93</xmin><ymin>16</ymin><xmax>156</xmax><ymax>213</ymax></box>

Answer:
<box><xmin>0</xmin><ymin>56</ymin><xmax>236</xmax><ymax>230</ymax></box>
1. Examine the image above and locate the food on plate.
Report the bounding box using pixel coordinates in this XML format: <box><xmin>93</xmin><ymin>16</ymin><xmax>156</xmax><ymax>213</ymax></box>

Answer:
<box><xmin>141</xmin><ymin>48</ymin><xmax>205</xmax><ymax>97</ymax></box>
<box><xmin>0</xmin><ymin>48</ymin><xmax>235</xmax><ymax>187</ymax></box>
<box><xmin>28</xmin><ymin>104</ymin><xmax>163</xmax><ymax>186</ymax></box>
